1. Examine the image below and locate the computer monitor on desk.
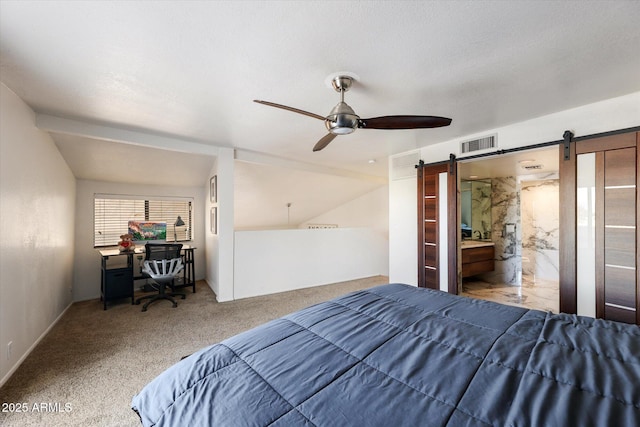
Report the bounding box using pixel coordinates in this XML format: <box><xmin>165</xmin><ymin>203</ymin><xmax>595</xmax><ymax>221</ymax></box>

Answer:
<box><xmin>128</xmin><ymin>220</ymin><xmax>166</xmax><ymax>246</ymax></box>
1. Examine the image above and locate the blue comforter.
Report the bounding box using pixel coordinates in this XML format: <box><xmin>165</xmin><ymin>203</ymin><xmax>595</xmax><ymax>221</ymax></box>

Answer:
<box><xmin>132</xmin><ymin>283</ymin><xmax>640</xmax><ymax>426</ymax></box>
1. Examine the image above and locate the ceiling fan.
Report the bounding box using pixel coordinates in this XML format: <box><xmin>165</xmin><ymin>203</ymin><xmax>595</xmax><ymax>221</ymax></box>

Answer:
<box><xmin>254</xmin><ymin>75</ymin><xmax>452</xmax><ymax>152</ymax></box>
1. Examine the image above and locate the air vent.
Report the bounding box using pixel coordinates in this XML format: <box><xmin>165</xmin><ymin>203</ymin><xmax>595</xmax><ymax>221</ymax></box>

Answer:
<box><xmin>460</xmin><ymin>134</ymin><xmax>497</xmax><ymax>155</ymax></box>
<box><xmin>307</xmin><ymin>224</ymin><xmax>338</xmax><ymax>229</ymax></box>
<box><xmin>391</xmin><ymin>151</ymin><xmax>421</xmax><ymax>180</ymax></box>
<box><xmin>522</xmin><ymin>164</ymin><xmax>543</xmax><ymax>170</ymax></box>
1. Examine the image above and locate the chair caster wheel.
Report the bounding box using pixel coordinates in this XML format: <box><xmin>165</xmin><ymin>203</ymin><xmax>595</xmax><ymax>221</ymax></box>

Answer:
<box><xmin>172</xmin><ymin>303</ymin><xmax>178</xmax><ymax>308</ymax></box>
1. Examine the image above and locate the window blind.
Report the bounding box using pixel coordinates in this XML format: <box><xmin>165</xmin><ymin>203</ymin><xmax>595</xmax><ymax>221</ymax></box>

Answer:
<box><xmin>94</xmin><ymin>197</ymin><xmax>192</xmax><ymax>247</ymax></box>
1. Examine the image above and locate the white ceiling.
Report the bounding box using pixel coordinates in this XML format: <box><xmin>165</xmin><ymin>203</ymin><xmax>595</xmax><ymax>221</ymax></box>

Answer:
<box><xmin>1</xmin><ymin>1</ymin><xmax>639</xmax><ymax>222</ymax></box>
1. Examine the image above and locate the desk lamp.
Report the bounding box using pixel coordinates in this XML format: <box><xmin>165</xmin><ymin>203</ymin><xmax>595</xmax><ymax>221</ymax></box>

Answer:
<box><xmin>174</xmin><ymin>216</ymin><xmax>185</xmax><ymax>241</ymax></box>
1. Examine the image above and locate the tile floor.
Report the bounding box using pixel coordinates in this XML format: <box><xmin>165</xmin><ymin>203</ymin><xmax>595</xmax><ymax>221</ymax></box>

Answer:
<box><xmin>460</xmin><ymin>275</ymin><xmax>559</xmax><ymax>313</ymax></box>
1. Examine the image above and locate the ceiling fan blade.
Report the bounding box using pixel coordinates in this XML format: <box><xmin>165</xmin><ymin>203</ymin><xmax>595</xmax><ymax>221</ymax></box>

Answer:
<box><xmin>313</xmin><ymin>133</ymin><xmax>337</xmax><ymax>152</ymax></box>
<box><xmin>253</xmin><ymin>100</ymin><xmax>326</xmax><ymax>121</ymax></box>
<box><xmin>359</xmin><ymin>115</ymin><xmax>452</xmax><ymax>130</ymax></box>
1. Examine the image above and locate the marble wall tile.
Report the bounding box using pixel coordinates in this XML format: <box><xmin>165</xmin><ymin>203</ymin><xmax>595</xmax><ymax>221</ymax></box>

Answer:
<box><xmin>486</xmin><ymin>177</ymin><xmax>521</xmax><ymax>285</ymax></box>
<box><xmin>468</xmin><ymin>174</ymin><xmax>560</xmax><ymax>287</ymax></box>
<box><xmin>471</xmin><ymin>181</ymin><xmax>492</xmax><ymax>239</ymax></box>
<box><xmin>521</xmin><ymin>178</ymin><xmax>560</xmax><ymax>281</ymax></box>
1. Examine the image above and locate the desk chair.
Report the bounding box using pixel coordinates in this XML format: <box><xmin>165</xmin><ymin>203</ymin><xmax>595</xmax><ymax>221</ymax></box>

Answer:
<box><xmin>135</xmin><ymin>243</ymin><xmax>186</xmax><ymax>311</ymax></box>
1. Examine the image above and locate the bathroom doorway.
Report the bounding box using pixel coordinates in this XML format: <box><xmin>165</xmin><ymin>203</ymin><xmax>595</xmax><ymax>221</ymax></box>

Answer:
<box><xmin>458</xmin><ymin>147</ymin><xmax>560</xmax><ymax>312</ymax></box>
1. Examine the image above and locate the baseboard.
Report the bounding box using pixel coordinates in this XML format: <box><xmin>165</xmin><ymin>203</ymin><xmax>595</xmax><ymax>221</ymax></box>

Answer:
<box><xmin>0</xmin><ymin>301</ymin><xmax>74</xmax><ymax>388</ymax></box>
<box><xmin>204</xmin><ymin>279</ymin><xmax>219</xmax><ymax>299</ymax></box>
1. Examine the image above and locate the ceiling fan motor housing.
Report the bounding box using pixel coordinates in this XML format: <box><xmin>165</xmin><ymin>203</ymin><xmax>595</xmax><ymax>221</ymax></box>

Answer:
<box><xmin>325</xmin><ymin>101</ymin><xmax>359</xmax><ymax>134</ymax></box>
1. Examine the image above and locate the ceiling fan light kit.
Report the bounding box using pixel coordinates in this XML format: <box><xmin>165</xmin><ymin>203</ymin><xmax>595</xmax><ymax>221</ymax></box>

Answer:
<box><xmin>254</xmin><ymin>74</ymin><xmax>452</xmax><ymax>152</ymax></box>
<box><xmin>326</xmin><ymin>103</ymin><xmax>358</xmax><ymax>135</ymax></box>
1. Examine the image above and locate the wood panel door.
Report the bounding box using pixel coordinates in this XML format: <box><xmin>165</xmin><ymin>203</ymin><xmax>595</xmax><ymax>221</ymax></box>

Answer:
<box><xmin>566</xmin><ymin>131</ymin><xmax>639</xmax><ymax>324</ymax></box>
<box><xmin>417</xmin><ymin>161</ymin><xmax>457</xmax><ymax>292</ymax></box>
<box><xmin>597</xmin><ymin>146</ymin><xmax>638</xmax><ymax>323</ymax></box>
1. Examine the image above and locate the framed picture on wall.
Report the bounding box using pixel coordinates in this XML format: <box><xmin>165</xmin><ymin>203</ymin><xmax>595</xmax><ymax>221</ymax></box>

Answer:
<box><xmin>210</xmin><ymin>175</ymin><xmax>217</xmax><ymax>203</ymax></box>
<box><xmin>210</xmin><ymin>207</ymin><xmax>217</xmax><ymax>235</ymax></box>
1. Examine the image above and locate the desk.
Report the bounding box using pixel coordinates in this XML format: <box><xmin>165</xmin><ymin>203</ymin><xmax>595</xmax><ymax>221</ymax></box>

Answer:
<box><xmin>99</xmin><ymin>249</ymin><xmax>134</xmax><ymax>310</ymax></box>
<box><xmin>98</xmin><ymin>245</ymin><xmax>197</xmax><ymax>310</ymax></box>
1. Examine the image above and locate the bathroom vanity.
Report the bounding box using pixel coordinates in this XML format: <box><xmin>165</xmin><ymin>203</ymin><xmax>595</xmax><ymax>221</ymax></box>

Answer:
<box><xmin>461</xmin><ymin>240</ymin><xmax>495</xmax><ymax>278</ymax></box>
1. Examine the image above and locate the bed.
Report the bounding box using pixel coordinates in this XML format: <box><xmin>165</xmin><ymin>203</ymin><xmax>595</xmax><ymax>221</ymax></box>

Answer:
<box><xmin>131</xmin><ymin>283</ymin><xmax>640</xmax><ymax>426</ymax></box>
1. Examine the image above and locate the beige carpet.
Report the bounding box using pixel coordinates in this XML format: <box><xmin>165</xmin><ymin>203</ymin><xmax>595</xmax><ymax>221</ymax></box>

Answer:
<box><xmin>0</xmin><ymin>276</ymin><xmax>389</xmax><ymax>427</ymax></box>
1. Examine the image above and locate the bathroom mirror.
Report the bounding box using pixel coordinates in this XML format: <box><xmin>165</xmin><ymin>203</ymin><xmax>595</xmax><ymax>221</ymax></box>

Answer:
<box><xmin>460</xmin><ymin>179</ymin><xmax>492</xmax><ymax>240</ymax></box>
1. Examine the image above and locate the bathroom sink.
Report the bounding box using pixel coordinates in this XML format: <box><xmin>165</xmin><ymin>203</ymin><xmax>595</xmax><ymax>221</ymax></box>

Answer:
<box><xmin>461</xmin><ymin>240</ymin><xmax>494</xmax><ymax>248</ymax></box>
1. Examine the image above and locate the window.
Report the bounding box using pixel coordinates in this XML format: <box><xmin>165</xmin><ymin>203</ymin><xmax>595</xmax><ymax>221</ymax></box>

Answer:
<box><xmin>94</xmin><ymin>195</ymin><xmax>192</xmax><ymax>247</ymax></box>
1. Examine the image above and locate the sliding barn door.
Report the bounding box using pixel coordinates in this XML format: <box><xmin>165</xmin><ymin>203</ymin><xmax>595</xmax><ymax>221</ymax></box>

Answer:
<box><xmin>571</xmin><ymin>132</ymin><xmax>639</xmax><ymax>324</ymax></box>
<box><xmin>417</xmin><ymin>161</ymin><xmax>457</xmax><ymax>292</ymax></box>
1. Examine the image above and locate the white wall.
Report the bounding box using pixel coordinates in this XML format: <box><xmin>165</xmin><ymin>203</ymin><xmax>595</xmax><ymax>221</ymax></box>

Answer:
<box><xmin>300</xmin><ymin>186</ymin><xmax>388</xmax><ymax>235</ymax></box>
<box><xmin>205</xmin><ymin>160</ymin><xmax>219</xmax><ymax>298</ymax></box>
<box><xmin>421</xmin><ymin>92</ymin><xmax>640</xmax><ymax>163</ymax></box>
<box><xmin>233</xmin><ymin>228</ymin><xmax>388</xmax><ymax>300</ymax></box>
<box><xmin>73</xmin><ymin>180</ymin><xmax>206</xmax><ymax>301</ymax></box>
<box><xmin>300</xmin><ymin>186</ymin><xmax>389</xmax><ymax>279</ymax></box>
<box><xmin>389</xmin><ymin>92</ymin><xmax>640</xmax><ymax>297</ymax></box>
<box><xmin>388</xmin><ymin>176</ymin><xmax>418</xmax><ymax>286</ymax></box>
<box><xmin>230</xmin><ymin>184</ymin><xmax>389</xmax><ymax>302</ymax></box>
<box><xmin>205</xmin><ymin>148</ymin><xmax>235</xmax><ymax>302</ymax></box>
<box><xmin>0</xmin><ymin>83</ymin><xmax>76</xmax><ymax>386</ymax></box>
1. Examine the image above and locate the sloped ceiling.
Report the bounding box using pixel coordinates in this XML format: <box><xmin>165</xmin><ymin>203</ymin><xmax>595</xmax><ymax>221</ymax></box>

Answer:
<box><xmin>52</xmin><ymin>133</ymin><xmax>214</xmax><ymax>187</ymax></box>
<box><xmin>1</xmin><ymin>1</ymin><xmax>639</xmax><ymax>225</ymax></box>
<box><xmin>234</xmin><ymin>161</ymin><xmax>383</xmax><ymax>230</ymax></box>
